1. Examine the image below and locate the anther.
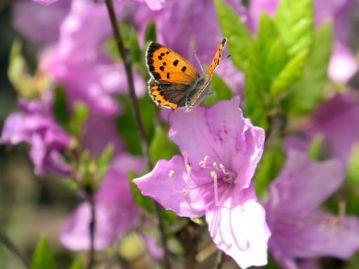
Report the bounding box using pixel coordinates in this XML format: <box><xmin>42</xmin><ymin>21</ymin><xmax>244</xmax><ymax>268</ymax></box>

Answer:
<box><xmin>212</xmin><ymin>161</ymin><xmax>218</xmax><ymax>170</ymax></box>
<box><xmin>168</xmin><ymin>170</ymin><xmax>175</xmax><ymax>178</ymax></box>
<box><xmin>199</xmin><ymin>155</ymin><xmax>209</xmax><ymax>168</ymax></box>
<box><xmin>181</xmin><ymin>188</ymin><xmax>189</xmax><ymax>195</ymax></box>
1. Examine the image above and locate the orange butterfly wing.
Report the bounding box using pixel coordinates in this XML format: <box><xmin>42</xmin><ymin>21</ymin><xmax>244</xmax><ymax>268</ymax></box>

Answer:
<box><xmin>146</xmin><ymin>43</ymin><xmax>199</xmax><ymax>85</ymax></box>
<box><xmin>207</xmin><ymin>38</ymin><xmax>227</xmax><ymax>81</ymax></box>
<box><xmin>148</xmin><ymin>79</ymin><xmax>178</xmax><ymax>110</ymax></box>
<box><xmin>185</xmin><ymin>38</ymin><xmax>227</xmax><ymax>108</ymax></box>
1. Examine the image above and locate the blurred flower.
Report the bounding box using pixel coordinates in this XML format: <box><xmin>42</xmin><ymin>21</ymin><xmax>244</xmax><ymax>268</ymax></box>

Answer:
<box><xmin>32</xmin><ymin>0</ymin><xmax>59</xmax><ymax>6</ymax></box>
<box><xmin>329</xmin><ymin>42</ymin><xmax>358</xmax><ymax>83</ymax></box>
<box><xmin>82</xmin><ymin>113</ymin><xmax>123</xmax><ymax>156</ymax></box>
<box><xmin>141</xmin><ymin>232</ymin><xmax>164</xmax><ymax>259</ymax></box>
<box><xmin>61</xmin><ymin>154</ymin><xmax>142</xmax><ymax>250</ymax></box>
<box><xmin>285</xmin><ymin>93</ymin><xmax>359</xmax><ymax>164</ymax></box>
<box><xmin>134</xmin><ymin>98</ymin><xmax>270</xmax><ymax>268</ymax></box>
<box><xmin>41</xmin><ymin>0</ymin><xmax>145</xmax><ymax>117</ymax></box>
<box><xmin>265</xmin><ymin>151</ymin><xmax>359</xmax><ymax>269</ymax></box>
<box><xmin>12</xmin><ymin>0</ymin><xmax>70</xmax><ymax>45</ymax></box>
<box><xmin>134</xmin><ymin>0</ymin><xmax>166</xmax><ymax>10</ymax></box>
<box><xmin>309</xmin><ymin>93</ymin><xmax>359</xmax><ymax>163</ymax></box>
<box><xmin>1</xmin><ymin>92</ymin><xmax>71</xmax><ymax>176</ymax></box>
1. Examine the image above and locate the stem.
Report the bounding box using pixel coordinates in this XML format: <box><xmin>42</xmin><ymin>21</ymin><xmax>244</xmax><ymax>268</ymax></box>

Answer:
<box><xmin>0</xmin><ymin>229</ymin><xmax>29</xmax><ymax>268</ymax></box>
<box><xmin>103</xmin><ymin>1</ymin><xmax>171</xmax><ymax>268</ymax></box>
<box><xmin>215</xmin><ymin>251</ymin><xmax>225</xmax><ymax>269</ymax></box>
<box><xmin>181</xmin><ymin>223</ymin><xmax>198</xmax><ymax>269</ymax></box>
<box><xmin>265</xmin><ymin>112</ymin><xmax>286</xmax><ymax>150</ymax></box>
<box><xmin>87</xmin><ymin>194</ymin><xmax>96</xmax><ymax>269</ymax></box>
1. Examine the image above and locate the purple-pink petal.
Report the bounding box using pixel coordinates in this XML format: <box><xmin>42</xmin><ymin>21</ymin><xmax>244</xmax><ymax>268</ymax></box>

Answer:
<box><xmin>206</xmin><ymin>185</ymin><xmax>270</xmax><ymax>269</ymax></box>
<box><xmin>134</xmin><ymin>156</ymin><xmax>207</xmax><ymax>217</ymax></box>
<box><xmin>267</xmin><ymin>151</ymin><xmax>345</xmax><ymax>214</ymax></box>
<box><xmin>61</xmin><ymin>155</ymin><xmax>142</xmax><ymax>250</ymax></box>
<box><xmin>32</xmin><ymin>0</ymin><xmax>59</xmax><ymax>6</ymax></box>
<box><xmin>266</xmin><ymin>150</ymin><xmax>359</xmax><ymax>267</ymax></box>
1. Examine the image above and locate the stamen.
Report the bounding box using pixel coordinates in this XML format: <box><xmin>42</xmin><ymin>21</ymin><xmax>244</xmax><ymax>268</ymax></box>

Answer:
<box><xmin>210</xmin><ymin>170</ymin><xmax>219</xmax><ymax>207</ymax></box>
<box><xmin>181</xmin><ymin>188</ymin><xmax>189</xmax><ymax>196</ymax></box>
<box><xmin>168</xmin><ymin>170</ymin><xmax>175</xmax><ymax>178</ymax></box>
<box><xmin>219</xmin><ymin>163</ymin><xmax>227</xmax><ymax>174</ymax></box>
<box><xmin>199</xmin><ymin>155</ymin><xmax>209</xmax><ymax>168</ymax></box>
<box><xmin>186</xmin><ymin>163</ymin><xmax>192</xmax><ymax>174</ymax></box>
<box><xmin>212</xmin><ymin>161</ymin><xmax>218</xmax><ymax>170</ymax></box>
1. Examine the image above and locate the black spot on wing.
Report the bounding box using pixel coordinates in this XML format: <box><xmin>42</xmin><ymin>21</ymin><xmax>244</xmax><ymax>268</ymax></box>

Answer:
<box><xmin>181</xmin><ymin>66</ymin><xmax>187</xmax><ymax>72</ymax></box>
<box><xmin>153</xmin><ymin>72</ymin><xmax>161</xmax><ymax>80</ymax></box>
<box><xmin>173</xmin><ymin>59</ymin><xmax>179</xmax><ymax>66</ymax></box>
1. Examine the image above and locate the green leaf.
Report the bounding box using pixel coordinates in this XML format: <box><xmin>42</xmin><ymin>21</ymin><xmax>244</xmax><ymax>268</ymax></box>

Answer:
<box><xmin>117</xmin><ymin>96</ymin><xmax>156</xmax><ymax>156</ymax></box>
<box><xmin>215</xmin><ymin>0</ymin><xmax>253</xmax><ymax>70</ymax></box>
<box><xmin>204</xmin><ymin>74</ymin><xmax>234</xmax><ymax>106</ymax></box>
<box><xmin>149</xmin><ymin>125</ymin><xmax>179</xmax><ymax>165</ymax></box>
<box><xmin>31</xmin><ymin>236</ymin><xmax>56</xmax><ymax>269</ymax></box>
<box><xmin>307</xmin><ymin>134</ymin><xmax>326</xmax><ymax>160</ymax></box>
<box><xmin>69</xmin><ymin>102</ymin><xmax>89</xmax><ymax>138</ymax></box>
<box><xmin>69</xmin><ymin>257</ymin><xmax>84</xmax><ymax>269</ymax></box>
<box><xmin>53</xmin><ymin>86</ymin><xmax>71</xmax><ymax>131</ymax></box>
<box><xmin>256</xmin><ymin>14</ymin><xmax>288</xmax><ymax>84</ymax></box>
<box><xmin>283</xmin><ymin>23</ymin><xmax>333</xmax><ymax>115</ymax></box>
<box><xmin>243</xmin><ymin>64</ymin><xmax>269</xmax><ymax>129</ymax></box>
<box><xmin>241</xmin><ymin>0</ymin><xmax>250</xmax><ymax>7</ymax></box>
<box><xmin>270</xmin><ymin>49</ymin><xmax>309</xmax><ymax>95</ymax></box>
<box><xmin>348</xmin><ymin>143</ymin><xmax>359</xmax><ymax>184</ymax></box>
<box><xmin>144</xmin><ymin>21</ymin><xmax>157</xmax><ymax>44</ymax></box>
<box><xmin>255</xmin><ymin>142</ymin><xmax>285</xmax><ymax>197</ymax></box>
<box><xmin>274</xmin><ymin>0</ymin><xmax>313</xmax><ymax>57</ymax></box>
<box><xmin>96</xmin><ymin>144</ymin><xmax>114</xmax><ymax>180</ymax></box>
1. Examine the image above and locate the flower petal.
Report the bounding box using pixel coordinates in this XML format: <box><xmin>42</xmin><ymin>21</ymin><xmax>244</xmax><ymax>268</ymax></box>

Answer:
<box><xmin>267</xmin><ymin>151</ymin><xmax>345</xmax><ymax>214</ymax></box>
<box><xmin>206</xmin><ymin>186</ymin><xmax>270</xmax><ymax>269</ymax></box>
<box><xmin>134</xmin><ymin>156</ymin><xmax>206</xmax><ymax>217</ymax></box>
<box><xmin>61</xmin><ymin>155</ymin><xmax>141</xmax><ymax>250</ymax></box>
<box><xmin>169</xmin><ymin>98</ymin><xmax>251</xmax><ymax>168</ymax></box>
<box><xmin>270</xmin><ymin>212</ymin><xmax>359</xmax><ymax>261</ymax></box>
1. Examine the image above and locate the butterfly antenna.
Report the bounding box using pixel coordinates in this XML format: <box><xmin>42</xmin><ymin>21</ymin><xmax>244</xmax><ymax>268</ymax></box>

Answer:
<box><xmin>193</xmin><ymin>52</ymin><xmax>205</xmax><ymax>75</ymax></box>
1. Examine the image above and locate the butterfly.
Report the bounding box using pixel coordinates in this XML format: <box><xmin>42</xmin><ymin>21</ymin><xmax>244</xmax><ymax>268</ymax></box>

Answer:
<box><xmin>145</xmin><ymin>38</ymin><xmax>227</xmax><ymax>111</ymax></box>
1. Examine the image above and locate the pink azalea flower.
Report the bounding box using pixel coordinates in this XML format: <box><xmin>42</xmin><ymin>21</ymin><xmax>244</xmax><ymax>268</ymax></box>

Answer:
<box><xmin>61</xmin><ymin>154</ymin><xmax>143</xmax><ymax>250</ymax></box>
<box><xmin>32</xmin><ymin>0</ymin><xmax>59</xmax><ymax>6</ymax></box>
<box><xmin>12</xmin><ymin>0</ymin><xmax>70</xmax><ymax>45</ymax></box>
<box><xmin>266</xmin><ymin>151</ymin><xmax>359</xmax><ymax>269</ymax></box>
<box><xmin>1</xmin><ymin>93</ymin><xmax>71</xmax><ymax>176</ymax></box>
<box><xmin>134</xmin><ymin>98</ymin><xmax>271</xmax><ymax>268</ymax></box>
<box><xmin>309</xmin><ymin>93</ymin><xmax>359</xmax><ymax>163</ymax></box>
<box><xmin>41</xmin><ymin>0</ymin><xmax>145</xmax><ymax>116</ymax></box>
<box><xmin>285</xmin><ymin>92</ymin><xmax>359</xmax><ymax>164</ymax></box>
<box><xmin>134</xmin><ymin>0</ymin><xmax>166</xmax><ymax>10</ymax></box>
<box><xmin>329</xmin><ymin>42</ymin><xmax>358</xmax><ymax>83</ymax></box>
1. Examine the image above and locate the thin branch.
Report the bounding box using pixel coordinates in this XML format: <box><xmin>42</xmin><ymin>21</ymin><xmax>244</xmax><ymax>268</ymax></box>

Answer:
<box><xmin>87</xmin><ymin>194</ymin><xmax>96</xmax><ymax>269</ymax></box>
<box><xmin>103</xmin><ymin>1</ymin><xmax>171</xmax><ymax>268</ymax></box>
<box><xmin>215</xmin><ymin>251</ymin><xmax>225</xmax><ymax>269</ymax></box>
<box><xmin>0</xmin><ymin>229</ymin><xmax>29</xmax><ymax>268</ymax></box>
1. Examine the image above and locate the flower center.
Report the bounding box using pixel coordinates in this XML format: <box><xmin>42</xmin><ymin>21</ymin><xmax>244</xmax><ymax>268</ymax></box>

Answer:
<box><xmin>198</xmin><ymin>154</ymin><xmax>237</xmax><ymax>206</ymax></box>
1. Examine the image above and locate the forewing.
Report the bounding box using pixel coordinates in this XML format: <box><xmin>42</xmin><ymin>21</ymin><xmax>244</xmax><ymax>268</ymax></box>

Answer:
<box><xmin>185</xmin><ymin>38</ymin><xmax>227</xmax><ymax>109</ymax></box>
<box><xmin>148</xmin><ymin>79</ymin><xmax>189</xmax><ymax>110</ymax></box>
<box><xmin>146</xmin><ymin>42</ymin><xmax>199</xmax><ymax>85</ymax></box>
<box><xmin>207</xmin><ymin>38</ymin><xmax>227</xmax><ymax>81</ymax></box>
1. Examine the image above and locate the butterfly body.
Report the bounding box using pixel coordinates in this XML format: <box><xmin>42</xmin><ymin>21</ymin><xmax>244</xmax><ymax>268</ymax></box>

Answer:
<box><xmin>146</xmin><ymin>38</ymin><xmax>226</xmax><ymax>110</ymax></box>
